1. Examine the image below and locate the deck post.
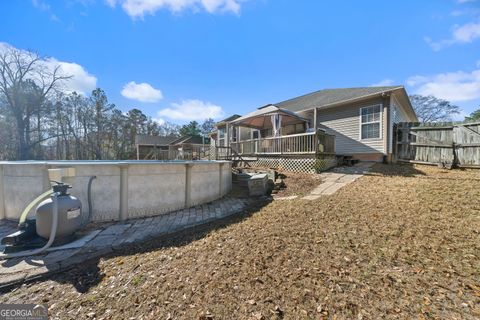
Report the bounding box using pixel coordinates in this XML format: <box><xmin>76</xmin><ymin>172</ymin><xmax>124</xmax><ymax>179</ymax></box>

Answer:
<box><xmin>136</xmin><ymin>144</ymin><xmax>139</xmax><ymax>160</ymax></box>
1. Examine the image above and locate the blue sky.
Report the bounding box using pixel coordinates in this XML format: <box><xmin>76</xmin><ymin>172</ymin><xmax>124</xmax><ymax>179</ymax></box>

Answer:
<box><xmin>1</xmin><ymin>0</ymin><xmax>479</xmax><ymax>124</ymax></box>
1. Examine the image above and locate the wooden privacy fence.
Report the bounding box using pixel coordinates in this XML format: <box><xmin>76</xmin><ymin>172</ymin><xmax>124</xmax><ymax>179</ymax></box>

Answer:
<box><xmin>395</xmin><ymin>122</ymin><xmax>480</xmax><ymax>168</ymax></box>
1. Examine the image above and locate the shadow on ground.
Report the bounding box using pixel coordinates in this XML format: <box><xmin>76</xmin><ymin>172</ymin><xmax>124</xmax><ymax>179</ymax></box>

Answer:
<box><xmin>367</xmin><ymin>163</ymin><xmax>480</xmax><ymax>182</ymax></box>
<box><xmin>366</xmin><ymin>163</ymin><xmax>427</xmax><ymax>177</ymax></box>
<box><xmin>0</xmin><ymin>194</ymin><xmax>271</xmax><ymax>294</ymax></box>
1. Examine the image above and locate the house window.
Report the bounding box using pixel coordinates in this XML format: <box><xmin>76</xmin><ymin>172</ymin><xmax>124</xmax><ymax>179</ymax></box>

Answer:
<box><xmin>360</xmin><ymin>105</ymin><xmax>381</xmax><ymax>139</ymax></box>
<box><xmin>295</xmin><ymin>123</ymin><xmax>304</xmax><ymax>133</ymax></box>
<box><xmin>261</xmin><ymin>128</ymin><xmax>273</xmax><ymax>138</ymax></box>
<box><xmin>229</xmin><ymin>126</ymin><xmax>237</xmax><ymax>142</ymax></box>
<box><xmin>218</xmin><ymin>127</ymin><xmax>226</xmax><ymax>146</ymax></box>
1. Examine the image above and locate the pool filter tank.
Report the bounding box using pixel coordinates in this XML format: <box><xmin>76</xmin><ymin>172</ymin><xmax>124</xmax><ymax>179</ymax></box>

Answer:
<box><xmin>1</xmin><ymin>179</ymin><xmax>93</xmax><ymax>257</ymax></box>
<box><xmin>35</xmin><ymin>183</ymin><xmax>83</xmax><ymax>239</ymax></box>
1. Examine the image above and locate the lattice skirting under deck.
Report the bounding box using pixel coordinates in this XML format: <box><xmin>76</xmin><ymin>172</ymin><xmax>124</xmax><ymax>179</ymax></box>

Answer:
<box><xmin>248</xmin><ymin>157</ymin><xmax>337</xmax><ymax>174</ymax></box>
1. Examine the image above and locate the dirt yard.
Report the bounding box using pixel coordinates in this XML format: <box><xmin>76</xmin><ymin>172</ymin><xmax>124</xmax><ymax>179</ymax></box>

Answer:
<box><xmin>1</xmin><ymin>164</ymin><xmax>479</xmax><ymax>319</ymax></box>
<box><xmin>272</xmin><ymin>171</ymin><xmax>321</xmax><ymax>197</ymax></box>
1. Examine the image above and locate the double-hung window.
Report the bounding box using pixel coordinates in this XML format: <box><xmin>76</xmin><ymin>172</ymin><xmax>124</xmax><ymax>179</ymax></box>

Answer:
<box><xmin>360</xmin><ymin>105</ymin><xmax>381</xmax><ymax>139</ymax></box>
<box><xmin>218</xmin><ymin>127</ymin><xmax>226</xmax><ymax>146</ymax></box>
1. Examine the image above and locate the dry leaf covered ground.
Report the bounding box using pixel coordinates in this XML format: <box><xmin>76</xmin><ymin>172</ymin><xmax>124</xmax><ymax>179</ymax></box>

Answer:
<box><xmin>272</xmin><ymin>172</ymin><xmax>321</xmax><ymax>197</ymax></box>
<box><xmin>1</xmin><ymin>164</ymin><xmax>479</xmax><ymax>319</ymax></box>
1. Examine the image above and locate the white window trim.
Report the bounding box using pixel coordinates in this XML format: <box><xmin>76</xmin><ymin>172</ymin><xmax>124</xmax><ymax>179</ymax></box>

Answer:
<box><xmin>251</xmin><ymin>128</ymin><xmax>260</xmax><ymax>140</ymax></box>
<box><xmin>359</xmin><ymin>104</ymin><xmax>383</xmax><ymax>141</ymax></box>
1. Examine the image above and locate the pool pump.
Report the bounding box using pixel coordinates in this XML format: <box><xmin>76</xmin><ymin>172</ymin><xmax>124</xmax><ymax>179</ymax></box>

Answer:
<box><xmin>36</xmin><ymin>183</ymin><xmax>83</xmax><ymax>239</ymax></box>
<box><xmin>1</xmin><ymin>178</ymin><xmax>95</xmax><ymax>258</ymax></box>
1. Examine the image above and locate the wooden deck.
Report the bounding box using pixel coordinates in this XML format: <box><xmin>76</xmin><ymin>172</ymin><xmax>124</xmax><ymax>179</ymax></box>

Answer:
<box><xmin>229</xmin><ymin>131</ymin><xmax>335</xmax><ymax>156</ymax></box>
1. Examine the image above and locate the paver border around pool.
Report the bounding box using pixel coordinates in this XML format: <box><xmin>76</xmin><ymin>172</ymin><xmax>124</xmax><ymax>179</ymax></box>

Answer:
<box><xmin>0</xmin><ymin>196</ymin><xmax>252</xmax><ymax>290</ymax></box>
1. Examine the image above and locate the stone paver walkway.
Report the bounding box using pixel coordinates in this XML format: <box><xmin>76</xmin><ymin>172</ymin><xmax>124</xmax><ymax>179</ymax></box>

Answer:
<box><xmin>303</xmin><ymin>162</ymin><xmax>374</xmax><ymax>200</ymax></box>
<box><xmin>0</xmin><ymin>197</ymin><xmax>250</xmax><ymax>289</ymax></box>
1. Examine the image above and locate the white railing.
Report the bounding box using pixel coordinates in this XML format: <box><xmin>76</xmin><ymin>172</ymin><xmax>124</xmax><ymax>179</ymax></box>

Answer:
<box><xmin>230</xmin><ymin>131</ymin><xmax>333</xmax><ymax>155</ymax></box>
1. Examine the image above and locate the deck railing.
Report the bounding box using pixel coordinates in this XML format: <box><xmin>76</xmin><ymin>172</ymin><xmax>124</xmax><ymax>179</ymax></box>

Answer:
<box><xmin>230</xmin><ymin>131</ymin><xmax>335</xmax><ymax>156</ymax></box>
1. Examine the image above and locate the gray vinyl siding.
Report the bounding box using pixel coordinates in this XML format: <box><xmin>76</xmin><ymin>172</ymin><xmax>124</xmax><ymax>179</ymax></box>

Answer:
<box><xmin>391</xmin><ymin>94</ymin><xmax>410</xmax><ymax>124</ymax></box>
<box><xmin>388</xmin><ymin>93</ymin><xmax>416</xmax><ymax>153</ymax></box>
<box><xmin>317</xmin><ymin>97</ymin><xmax>386</xmax><ymax>155</ymax></box>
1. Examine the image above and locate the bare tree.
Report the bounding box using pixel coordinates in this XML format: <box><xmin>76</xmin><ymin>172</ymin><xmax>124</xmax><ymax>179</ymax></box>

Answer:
<box><xmin>409</xmin><ymin>95</ymin><xmax>460</xmax><ymax>123</ymax></box>
<box><xmin>0</xmin><ymin>46</ymin><xmax>70</xmax><ymax>159</ymax></box>
<box><xmin>0</xmin><ymin>47</ymin><xmax>182</xmax><ymax>161</ymax></box>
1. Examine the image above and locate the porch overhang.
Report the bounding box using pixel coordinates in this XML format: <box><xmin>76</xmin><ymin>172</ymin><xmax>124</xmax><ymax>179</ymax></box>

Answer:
<box><xmin>230</xmin><ymin>105</ymin><xmax>309</xmax><ymax>129</ymax></box>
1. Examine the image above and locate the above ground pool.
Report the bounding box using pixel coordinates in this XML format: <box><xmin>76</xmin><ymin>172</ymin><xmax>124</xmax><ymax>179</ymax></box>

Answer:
<box><xmin>0</xmin><ymin>160</ymin><xmax>232</xmax><ymax>222</ymax></box>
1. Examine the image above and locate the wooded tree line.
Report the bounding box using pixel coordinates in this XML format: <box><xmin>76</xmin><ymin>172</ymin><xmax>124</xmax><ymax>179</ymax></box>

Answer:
<box><xmin>0</xmin><ymin>46</ymin><xmax>214</xmax><ymax>161</ymax></box>
<box><xmin>1</xmin><ymin>46</ymin><xmax>478</xmax><ymax>161</ymax></box>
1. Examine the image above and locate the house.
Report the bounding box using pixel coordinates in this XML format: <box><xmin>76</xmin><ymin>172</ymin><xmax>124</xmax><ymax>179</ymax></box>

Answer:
<box><xmin>210</xmin><ymin>86</ymin><xmax>417</xmax><ymax>171</ymax></box>
<box><xmin>135</xmin><ymin>134</ymin><xmax>210</xmax><ymax>160</ymax></box>
<box><xmin>135</xmin><ymin>134</ymin><xmax>179</xmax><ymax>159</ymax></box>
<box><xmin>209</xmin><ymin>114</ymin><xmax>242</xmax><ymax>148</ymax></box>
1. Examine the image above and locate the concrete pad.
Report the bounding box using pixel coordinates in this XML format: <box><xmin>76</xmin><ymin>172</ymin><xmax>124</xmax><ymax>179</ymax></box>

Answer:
<box><xmin>46</xmin><ymin>230</ymin><xmax>102</xmax><ymax>252</ymax></box>
<box><xmin>0</xmin><ymin>257</ymin><xmax>40</xmax><ymax>274</ymax></box>
<box><xmin>302</xmin><ymin>195</ymin><xmax>321</xmax><ymax>200</ymax></box>
<box><xmin>273</xmin><ymin>195</ymin><xmax>298</xmax><ymax>201</ymax></box>
<box><xmin>311</xmin><ymin>181</ymin><xmax>336</xmax><ymax>195</ymax></box>
<box><xmin>322</xmin><ymin>183</ymin><xmax>347</xmax><ymax>195</ymax></box>
<box><xmin>337</xmin><ymin>174</ymin><xmax>362</xmax><ymax>184</ymax></box>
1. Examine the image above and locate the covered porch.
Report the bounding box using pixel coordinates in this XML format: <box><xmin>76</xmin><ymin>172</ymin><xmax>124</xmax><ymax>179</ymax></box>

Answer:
<box><xmin>228</xmin><ymin>105</ymin><xmax>334</xmax><ymax>156</ymax></box>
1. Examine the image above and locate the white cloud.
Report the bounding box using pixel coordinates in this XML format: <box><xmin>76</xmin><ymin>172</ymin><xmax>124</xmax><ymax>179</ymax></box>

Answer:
<box><xmin>451</xmin><ymin>8</ymin><xmax>480</xmax><ymax>16</ymax></box>
<box><xmin>456</xmin><ymin>0</ymin><xmax>477</xmax><ymax>3</ymax></box>
<box><xmin>44</xmin><ymin>59</ymin><xmax>97</xmax><ymax>94</ymax></box>
<box><xmin>157</xmin><ymin>99</ymin><xmax>225</xmax><ymax>121</ymax></box>
<box><xmin>152</xmin><ymin>117</ymin><xmax>165</xmax><ymax>125</ymax></box>
<box><xmin>106</xmin><ymin>0</ymin><xmax>242</xmax><ymax>18</ymax></box>
<box><xmin>370</xmin><ymin>79</ymin><xmax>395</xmax><ymax>87</ymax></box>
<box><xmin>0</xmin><ymin>42</ymin><xmax>97</xmax><ymax>95</ymax></box>
<box><xmin>31</xmin><ymin>0</ymin><xmax>60</xmax><ymax>21</ymax></box>
<box><xmin>407</xmin><ymin>66</ymin><xmax>480</xmax><ymax>102</ymax></box>
<box><xmin>426</xmin><ymin>22</ymin><xmax>480</xmax><ymax>51</ymax></box>
<box><xmin>121</xmin><ymin>81</ymin><xmax>163</xmax><ymax>102</ymax></box>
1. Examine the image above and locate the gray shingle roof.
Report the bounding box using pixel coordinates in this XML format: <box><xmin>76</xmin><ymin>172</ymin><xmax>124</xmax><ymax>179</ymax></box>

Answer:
<box><xmin>135</xmin><ymin>134</ymin><xmax>179</xmax><ymax>146</ymax></box>
<box><xmin>170</xmin><ymin>135</ymin><xmax>209</xmax><ymax>145</ymax></box>
<box><xmin>217</xmin><ymin>114</ymin><xmax>242</xmax><ymax>124</ymax></box>
<box><xmin>275</xmin><ymin>86</ymin><xmax>403</xmax><ymax>112</ymax></box>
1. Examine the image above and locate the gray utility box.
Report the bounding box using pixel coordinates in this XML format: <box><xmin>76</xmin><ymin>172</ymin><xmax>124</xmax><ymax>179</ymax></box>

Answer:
<box><xmin>247</xmin><ymin>173</ymin><xmax>268</xmax><ymax>196</ymax></box>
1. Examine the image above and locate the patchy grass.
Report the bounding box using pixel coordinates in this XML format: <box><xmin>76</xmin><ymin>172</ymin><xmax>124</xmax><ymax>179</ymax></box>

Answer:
<box><xmin>1</xmin><ymin>164</ymin><xmax>480</xmax><ymax>319</ymax></box>
<box><xmin>272</xmin><ymin>171</ymin><xmax>321</xmax><ymax>197</ymax></box>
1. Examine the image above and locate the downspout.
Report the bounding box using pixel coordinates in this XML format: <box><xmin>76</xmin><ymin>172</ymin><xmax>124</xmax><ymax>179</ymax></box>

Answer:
<box><xmin>382</xmin><ymin>93</ymin><xmax>391</xmax><ymax>162</ymax></box>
